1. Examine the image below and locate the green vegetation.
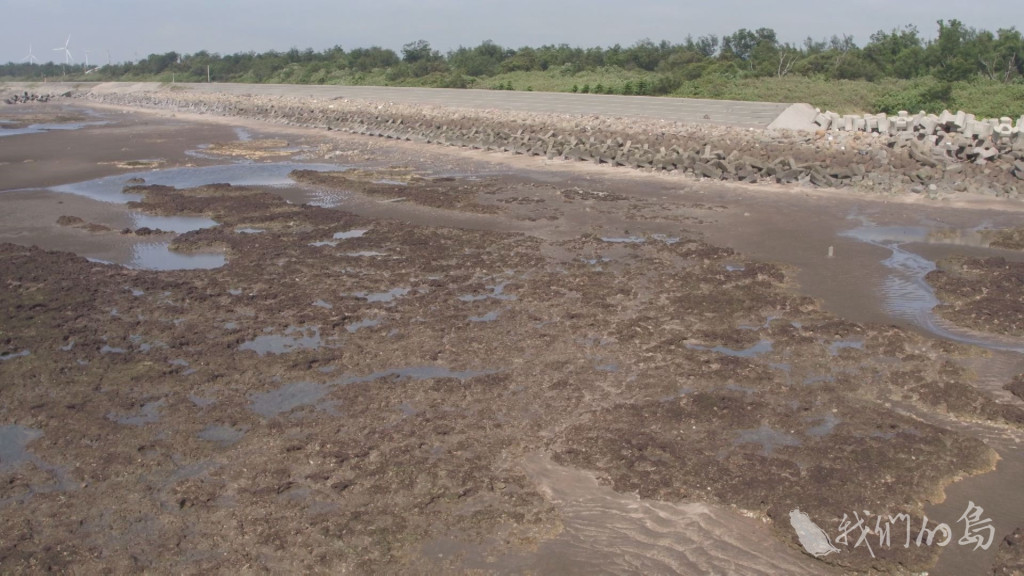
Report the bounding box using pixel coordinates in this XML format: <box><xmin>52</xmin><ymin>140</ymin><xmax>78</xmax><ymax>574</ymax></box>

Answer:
<box><xmin>4</xmin><ymin>21</ymin><xmax>1023</xmax><ymax>117</ymax></box>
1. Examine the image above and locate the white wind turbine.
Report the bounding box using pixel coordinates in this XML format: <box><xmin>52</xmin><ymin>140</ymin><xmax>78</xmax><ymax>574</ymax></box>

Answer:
<box><xmin>53</xmin><ymin>34</ymin><xmax>73</xmax><ymax>66</ymax></box>
<box><xmin>23</xmin><ymin>44</ymin><xmax>39</xmax><ymax>64</ymax></box>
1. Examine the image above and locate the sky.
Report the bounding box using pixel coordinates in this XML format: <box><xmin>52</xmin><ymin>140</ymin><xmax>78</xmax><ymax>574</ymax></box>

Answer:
<box><xmin>3</xmin><ymin>0</ymin><xmax>1020</xmax><ymax>65</ymax></box>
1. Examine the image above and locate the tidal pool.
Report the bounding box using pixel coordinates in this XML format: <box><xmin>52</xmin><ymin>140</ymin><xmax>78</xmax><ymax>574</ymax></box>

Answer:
<box><xmin>840</xmin><ymin>221</ymin><xmax>1024</xmax><ymax>353</ymax></box>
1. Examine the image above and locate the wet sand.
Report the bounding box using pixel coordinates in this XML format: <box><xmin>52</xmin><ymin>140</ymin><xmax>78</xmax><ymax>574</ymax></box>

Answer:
<box><xmin>1</xmin><ymin>100</ymin><xmax>1022</xmax><ymax>575</ymax></box>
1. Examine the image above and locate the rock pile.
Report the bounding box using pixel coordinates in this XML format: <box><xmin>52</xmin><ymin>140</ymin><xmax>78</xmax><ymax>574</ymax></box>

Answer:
<box><xmin>818</xmin><ymin>109</ymin><xmax>1024</xmax><ymax>171</ymax></box>
<box><xmin>75</xmin><ymin>86</ymin><xmax>1023</xmax><ymax>200</ymax></box>
<box><xmin>3</xmin><ymin>91</ymin><xmax>54</xmax><ymax>104</ymax></box>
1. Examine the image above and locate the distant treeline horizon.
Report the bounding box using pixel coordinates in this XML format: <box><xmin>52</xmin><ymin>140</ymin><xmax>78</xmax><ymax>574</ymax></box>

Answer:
<box><xmin>4</xmin><ymin>20</ymin><xmax>1023</xmax><ymax>117</ymax></box>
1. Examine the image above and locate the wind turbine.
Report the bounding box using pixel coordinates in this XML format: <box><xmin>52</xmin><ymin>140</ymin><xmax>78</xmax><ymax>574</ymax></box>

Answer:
<box><xmin>53</xmin><ymin>34</ymin><xmax>73</xmax><ymax>65</ymax></box>
<box><xmin>23</xmin><ymin>44</ymin><xmax>38</xmax><ymax>64</ymax></box>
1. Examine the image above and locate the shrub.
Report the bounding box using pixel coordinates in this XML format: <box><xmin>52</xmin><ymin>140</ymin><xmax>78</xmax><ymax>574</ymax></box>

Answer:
<box><xmin>873</xmin><ymin>78</ymin><xmax>953</xmax><ymax>114</ymax></box>
<box><xmin>384</xmin><ymin>63</ymin><xmax>412</xmax><ymax>82</ymax></box>
<box><xmin>651</xmin><ymin>74</ymin><xmax>682</xmax><ymax>95</ymax></box>
<box><xmin>951</xmin><ymin>80</ymin><xmax>1024</xmax><ymax>118</ymax></box>
<box><xmin>439</xmin><ymin>73</ymin><xmax>470</xmax><ymax>89</ymax></box>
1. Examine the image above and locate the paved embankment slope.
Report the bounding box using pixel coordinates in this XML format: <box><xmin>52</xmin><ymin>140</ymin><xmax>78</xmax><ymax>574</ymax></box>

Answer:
<box><xmin>81</xmin><ymin>82</ymin><xmax>813</xmax><ymax>129</ymax></box>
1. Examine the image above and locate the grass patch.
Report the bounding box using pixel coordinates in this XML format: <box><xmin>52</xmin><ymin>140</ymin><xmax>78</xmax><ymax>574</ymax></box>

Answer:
<box><xmin>669</xmin><ymin>76</ymin><xmax>898</xmax><ymax>113</ymax></box>
<box><xmin>12</xmin><ymin>64</ymin><xmax>1021</xmax><ymax>120</ymax></box>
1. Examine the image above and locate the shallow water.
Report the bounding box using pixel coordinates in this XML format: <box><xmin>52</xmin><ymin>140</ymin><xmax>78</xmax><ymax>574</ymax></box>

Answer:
<box><xmin>239</xmin><ymin>326</ymin><xmax>322</xmax><ymax>356</ymax></box>
<box><xmin>249</xmin><ymin>365</ymin><xmax>497</xmax><ymax>417</ymax></box>
<box><xmin>828</xmin><ymin>340</ymin><xmax>864</xmax><ymax>355</ymax></box>
<box><xmin>0</xmin><ymin>425</ymin><xmax>43</xmax><ymax>471</ymax></box>
<box><xmin>458</xmin><ymin>281</ymin><xmax>516</xmax><ymax>302</ymax></box>
<box><xmin>840</xmin><ymin>222</ymin><xmax>1024</xmax><ymax>353</ymax></box>
<box><xmin>354</xmin><ymin>287</ymin><xmax>410</xmax><ymax>303</ymax></box>
<box><xmin>686</xmin><ymin>340</ymin><xmax>773</xmax><ymax>358</ymax></box>
<box><xmin>0</xmin><ymin>350</ymin><xmax>31</xmax><ymax>362</ymax></box>
<box><xmin>49</xmin><ymin>162</ymin><xmax>346</xmax><ymax>204</ymax></box>
<box><xmin>130</xmin><ymin>243</ymin><xmax>226</xmax><ymax>271</ymax></box>
<box><xmin>0</xmin><ymin>121</ymin><xmax>109</xmax><ymax>138</ymax></box>
<box><xmin>189</xmin><ymin>394</ymin><xmax>217</xmax><ymax>408</ymax></box>
<box><xmin>346</xmin><ymin>318</ymin><xmax>381</xmax><ymax>333</ymax></box>
<box><xmin>131</xmin><ymin>213</ymin><xmax>218</xmax><ymax>234</ymax></box>
<box><xmin>43</xmin><ymin>162</ymin><xmax>352</xmax><ymax>271</ymax></box>
<box><xmin>927</xmin><ymin>438</ymin><xmax>1024</xmax><ymax>576</ymax></box>
<box><xmin>128</xmin><ymin>334</ymin><xmax>163</xmax><ymax>353</ymax></box>
<box><xmin>309</xmin><ymin>229</ymin><xmax>369</xmax><ymax>247</ymax></box>
<box><xmin>333</xmin><ymin>229</ymin><xmax>368</xmax><ymax>240</ymax></box>
<box><xmin>250</xmin><ymin>381</ymin><xmax>330</xmax><ymax>417</ymax></box>
<box><xmin>108</xmin><ymin>400</ymin><xmax>164</xmax><ymax>426</ymax></box>
<box><xmin>651</xmin><ymin>234</ymin><xmax>681</xmax><ymax>244</ymax></box>
<box><xmin>469</xmin><ymin>310</ymin><xmax>501</xmax><ymax>323</ymax></box>
<box><xmin>441</xmin><ymin>454</ymin><xmax>829</xmax><ymax>575</ymax></box>
<box><xmin>0</xmin><ymin>425</ymin><xmax>76</xmax><ymax>503</ymax></box>
<box><xmin>600</xmin><ymin>234</ymin><xmax>679</xmax><ymax>245</ymax></box>
<box><xmin>198</xmin><ymin>425</ymin><xmax>248</xmax><ymax>446</ymax></box>
<box><xmin>306</xmin><ymin>189</ymin><xmax>349</xmax><ymax>208</ymax></box>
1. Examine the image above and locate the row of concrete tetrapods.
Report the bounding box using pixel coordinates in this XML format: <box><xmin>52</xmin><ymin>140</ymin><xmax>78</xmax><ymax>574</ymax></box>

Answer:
<box><xmin>818</xmin><ymin>109</ymin><xmax>1023</xmax><ymax>138</ymax></box>
<box><xmin>817</xmin><ymin>109</ymin><xmax>1024</xmax><ymax>163</ymax></box>
<box><xmin>76</xmin><ymin>89</ymin><xmax>1024</xmax><ymax>195</ymax></box>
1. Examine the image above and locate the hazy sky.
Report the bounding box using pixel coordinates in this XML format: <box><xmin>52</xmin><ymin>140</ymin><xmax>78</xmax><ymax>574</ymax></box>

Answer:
<box><xmin>3</xmin><ymin>0</ymin><xmax>1020</xmax><ymax>65</ymax></box>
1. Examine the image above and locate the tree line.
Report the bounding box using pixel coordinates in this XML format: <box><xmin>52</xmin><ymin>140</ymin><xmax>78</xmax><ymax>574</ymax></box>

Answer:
<box><xmin>3</xmin><ymin>20</ymin><xmax>1021</xmax><ymax>97</ymax></box>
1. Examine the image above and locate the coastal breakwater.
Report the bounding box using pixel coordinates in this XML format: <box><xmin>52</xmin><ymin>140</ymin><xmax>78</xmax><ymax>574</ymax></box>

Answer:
<box><xmin>6</xmin><ymin>82</ymin><xmax>1024</xmax><ymax>200</ymax></box>
<box><xmin>815</xmin><ymin>108</ymin><xmax>1024</xmax><ymax>176</ymax></box>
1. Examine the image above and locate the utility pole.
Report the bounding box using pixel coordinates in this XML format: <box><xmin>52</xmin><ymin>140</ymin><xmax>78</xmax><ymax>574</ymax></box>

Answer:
<box><xmin>207</xmin><ymin>65</ymin><xmax>211</xmax><ymax>83</ymax></box>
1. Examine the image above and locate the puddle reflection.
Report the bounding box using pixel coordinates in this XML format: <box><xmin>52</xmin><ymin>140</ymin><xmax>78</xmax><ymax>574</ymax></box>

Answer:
<box><xmin>130</xmin><ymin>243</ymin><xmax>226</xmax><ymax>271</ymax></box>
